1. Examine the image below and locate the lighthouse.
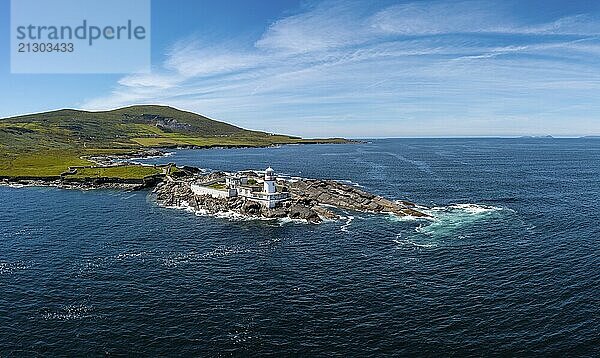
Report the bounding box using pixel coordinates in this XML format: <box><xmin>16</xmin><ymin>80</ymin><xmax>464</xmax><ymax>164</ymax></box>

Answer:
<box><xmin>264</xmin><ymin>167</ymin><xmax>276</xmax><ymax>194</ymax></box>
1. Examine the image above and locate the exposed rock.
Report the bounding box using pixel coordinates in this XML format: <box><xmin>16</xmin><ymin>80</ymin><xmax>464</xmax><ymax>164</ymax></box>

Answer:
<box><xmin>86</xmin><ymin>149</ymin><xmax>167</xmax><ymax>166</ymax></box>
<box><xmin>242</xmin><ymin>200</ymin><xmax>262</xmax><ymax>215</ymax></box>
<box><xmin>153</xmin><ymin>173</ymin><xmax>430</xmax><ymax>223</ymax></box>
<box><xmin>3</xmin><ymin>162</ymin><xmax>430</xmax><ymax>223</ymax></box>
<box><xmin>0</xmin><ymin>178</ymin><xmax>145</xmax><ymax>190</ymax></box>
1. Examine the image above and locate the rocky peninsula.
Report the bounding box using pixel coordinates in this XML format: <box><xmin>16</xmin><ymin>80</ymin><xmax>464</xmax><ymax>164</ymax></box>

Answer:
<box><xmin>0</xmin><ymin>105</ymin><xmax>427</xmax><ymax>222</ymax></box>
<box><xmin>153</xmin><ymin>170</ymin><xmax>429</xmax><ymax>223</ymax></box>
<box><xmin>0</xmin><ymin>143</ymin><xmax>429</xmax><ymax>223</ymax></box>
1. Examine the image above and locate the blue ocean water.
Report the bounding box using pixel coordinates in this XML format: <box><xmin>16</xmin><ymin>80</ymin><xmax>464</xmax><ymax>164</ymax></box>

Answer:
<box><xmin>1</xmin><ymin>138</ymin><xmax>599</xmax><ymax>356</ymax></box>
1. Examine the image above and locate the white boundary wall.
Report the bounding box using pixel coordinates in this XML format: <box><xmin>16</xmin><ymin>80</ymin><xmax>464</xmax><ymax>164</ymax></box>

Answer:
<box><xmin>191</xmin><ymin>184</ymin><xmax>233</xmax><ymax>199</ymax></box>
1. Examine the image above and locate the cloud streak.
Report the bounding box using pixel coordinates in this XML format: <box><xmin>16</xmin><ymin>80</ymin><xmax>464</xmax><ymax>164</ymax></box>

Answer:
<box><xmin>82</xmin><ymin>0</ymin><xmax>600</xmax><ymax>137</ymax></box>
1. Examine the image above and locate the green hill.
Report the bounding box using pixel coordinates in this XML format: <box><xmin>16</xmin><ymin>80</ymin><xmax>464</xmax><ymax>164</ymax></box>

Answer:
<box><xmin>0</xmin><ymin>105</ymin><xmax>347</xmax><ymax>178</ymax></box>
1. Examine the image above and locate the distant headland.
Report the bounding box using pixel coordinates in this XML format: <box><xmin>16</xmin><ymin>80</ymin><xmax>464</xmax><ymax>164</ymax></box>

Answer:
<box><xmin>0</xmin><ymin>105</ymin><xmax>351</xmax><ymax>182</ymax></box>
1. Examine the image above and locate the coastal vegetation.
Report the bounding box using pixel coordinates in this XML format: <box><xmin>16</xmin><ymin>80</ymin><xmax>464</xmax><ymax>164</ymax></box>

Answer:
<box><xmin>207</xmin><ymin>182</ymin><xmax>227</xmax><ymax>190</ymax></box>
<box><xmin>0</xmin><ymin>105</ymin><xmax>347</xmax><ymax>179</ymax></box>
<box><xmin>65</xmin><ymin>165</ymin><xmax>168</xmax><ymax>180</ymax></box>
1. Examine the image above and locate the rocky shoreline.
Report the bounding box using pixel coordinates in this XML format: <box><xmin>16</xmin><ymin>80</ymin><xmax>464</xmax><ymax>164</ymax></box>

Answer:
<box><xmin>2</xmin><ymin>149</ymin><xmax>430</xmax><ymax>222</ymax></box>
<box><xmin>0</xmin><ymin>177</ymin><xmax>157</xmax><ymax>190</ymax></box>
<box><xmin>153</xmin><ymin>172</ymin><xmax>429</xmax><ymax>223</ymax></box>
<box><xmin>84</xmin><ymin>149</ymin><xmax>169</xmax><ymax>166</ymax></box>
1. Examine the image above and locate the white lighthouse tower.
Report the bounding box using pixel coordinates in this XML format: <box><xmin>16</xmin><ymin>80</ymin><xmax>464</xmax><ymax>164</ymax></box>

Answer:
<box><xmin>263</xmin><ymin>167</ymin><xmax>276</xmax><ymax>194</ymax></box>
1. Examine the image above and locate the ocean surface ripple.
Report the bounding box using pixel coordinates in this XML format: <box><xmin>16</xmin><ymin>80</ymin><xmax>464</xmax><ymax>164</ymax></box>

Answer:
<box><xmin>1</xmin><ymin>138</ymin><xmax>599</xmax><ymax>356</ymax></box>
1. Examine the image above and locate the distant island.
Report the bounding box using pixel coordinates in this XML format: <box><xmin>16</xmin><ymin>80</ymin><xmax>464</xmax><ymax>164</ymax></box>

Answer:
<box><xmin>518</xmin><ymin>135</ymin><xmax>555</xmax><ymax>139</ymax></box>
<box><xmin>0</xmin><ymin>105</ymin><xmax>348</xmax><ymax>181</ymax></box>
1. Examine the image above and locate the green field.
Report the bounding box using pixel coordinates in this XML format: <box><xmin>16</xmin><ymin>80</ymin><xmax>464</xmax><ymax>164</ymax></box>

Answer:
<box><xmin>66</xmin><ymin>166</ymin><xmax>166</xmax><ymax>180</ymax></box>
<box><xmin>0</xmin><ymin>150</ymin><xmax>91</xmax><ymax>177</ymax></box>
<box><xmin>207</xmin><ymin>182</ymin><xmax>227</xmax><ymax>190</ymax></box>
<box><xmin>0</xmin><ymin>105</ymin><xmax>348</xmax><ymax>179</ymax></box>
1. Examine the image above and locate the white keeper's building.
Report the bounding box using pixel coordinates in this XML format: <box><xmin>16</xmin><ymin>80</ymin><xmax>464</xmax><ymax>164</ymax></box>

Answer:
<box><xmin>191</xmin><ymin>167</ymin><xmax>290</xmax><ymax>208</ymax></box>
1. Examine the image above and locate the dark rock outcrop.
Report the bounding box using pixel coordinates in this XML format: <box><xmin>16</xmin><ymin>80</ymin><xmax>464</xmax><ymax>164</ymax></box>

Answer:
<box><xmin>153</xmin><ymin>173</ymin><xmax>429</xmax><ymax>223</ymax></box>
<box><xmin>153</xmin><ymin>178</ymin><xmax>326</xmax><ymax>223</ymax></box>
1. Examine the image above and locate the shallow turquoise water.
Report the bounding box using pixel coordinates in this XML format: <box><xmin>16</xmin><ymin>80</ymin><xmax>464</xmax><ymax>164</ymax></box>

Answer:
<box><xmin>1</xmin><ymin>138</ymin><xmax>599</xmax><ymax>356</ymax></box>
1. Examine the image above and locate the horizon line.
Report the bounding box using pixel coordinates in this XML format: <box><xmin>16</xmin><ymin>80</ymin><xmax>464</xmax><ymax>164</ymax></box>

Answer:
<box><xmin>1</xmin><ymin>105</ymin><xmax>599</xmax><ymax>140</ymax></box>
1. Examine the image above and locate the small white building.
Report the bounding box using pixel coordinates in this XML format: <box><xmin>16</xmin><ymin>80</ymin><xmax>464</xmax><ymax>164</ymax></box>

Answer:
<box><xmin>191</xmin><ymin>167</ymin><xmax>290</xmax><ymax>209</ymax></box>
<box><xmin>225</xmin><ymin>175</ymin><xmax>248</xmax><ymax>188</ymax></box>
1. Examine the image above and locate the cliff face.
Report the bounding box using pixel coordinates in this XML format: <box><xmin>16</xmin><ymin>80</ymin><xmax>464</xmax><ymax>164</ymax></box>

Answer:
<box><xmin>153</xmin><ymin>174</ymin><xmax>429</xmax><ymax>223</ymax></box>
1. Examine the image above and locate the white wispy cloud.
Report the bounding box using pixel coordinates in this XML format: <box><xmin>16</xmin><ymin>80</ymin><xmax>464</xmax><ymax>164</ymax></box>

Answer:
<box><xmin>371</xmin><ymin>1</ymin><xmax>600</xmax><ymax>36</ymax></box>
<box><xmin>522</xmin><ymin>14</ymin><xmax>600</xmax><ymax>35</ymax></box>
<box><xmin>164</xmin><ymin>39</ymin><xmax>264</xmax><ymax>77</ymax></box>
<box><xmin>82</xmin><ymin>0</ymin><xmax>600</xmax><ymax>136</ymax></box>
<box><xmin>255</xmin><ymin>1</ymin><xmax>371</xmax><ymax>53</ymax></box>
<box><xmin>118</xmin><ymin>72</ymin><xmax>184</xmax><ymax>89</ymax></box>
<box><xmin>370</xmin><ymin>1</ymin><xmax>511</xmax><ymax>35</ymax></box>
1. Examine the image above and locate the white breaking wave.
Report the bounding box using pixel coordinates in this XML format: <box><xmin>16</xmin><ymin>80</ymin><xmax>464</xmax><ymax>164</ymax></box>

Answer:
<box><xmin>418</xmin><ymin>203</ymin><xmax>506</xmax><ymax>236</ymax></box>
<box><xmin>159</xmin><ymin>199</ymin><xmax>311</xmax><ymax>224</ymax></box>
<box><xmin>340</xmin><ymin>215</ymin><xmax>354</xmax><ymax>232</ymax></box>
<box><xmin>5</xmin><ymin>183</ymin><xmax>25</xmax><ymax>189</ymax></box>
<box><xmin>335</xmin><ymin>179</ymin><xmax>364</xmax><ymax>188</ymax></box>
<box><xmin>393</xmin><ymin>203</ymin><xmax>511</xmax><ymax>249</ymax></box>
<box><xmin>427</xmin><ymin>203</ymin><xmax>506</xmax><ymax>216</ymax></box>
<box><xmin>393</xmin><ymin>236</ymin><xmax>436</xmax><ymax>249</ymax></box>
<box><xmin>278</xmin><ymin>217</ymin><xmax>310</xmax><ymax>225</ymax></box>
<box><xmin>387</xmin><ymin>212</ymin><xmax>428</xmax><ymax>222</ymax></box>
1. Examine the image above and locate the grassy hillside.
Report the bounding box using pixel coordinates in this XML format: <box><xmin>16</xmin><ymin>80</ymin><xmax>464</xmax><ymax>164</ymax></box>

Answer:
<box><xmin>0</xmin><ymin>105</ymin><xmax>347</xmax><ymax>178</ymax></box>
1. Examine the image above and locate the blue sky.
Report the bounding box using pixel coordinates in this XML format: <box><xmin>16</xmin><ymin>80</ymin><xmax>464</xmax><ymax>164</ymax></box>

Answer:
<box><xmin>1</xmin><ymin>0</ymin><xmax>600</xmax><ymax>137</ymax></box>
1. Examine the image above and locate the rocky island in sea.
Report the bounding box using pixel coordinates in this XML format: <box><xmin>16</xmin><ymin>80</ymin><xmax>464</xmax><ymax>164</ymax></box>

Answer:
<box><xmin>154</xmin><ymin>166</ymin><xmax>429</xmax><ymax>223</ymax></box>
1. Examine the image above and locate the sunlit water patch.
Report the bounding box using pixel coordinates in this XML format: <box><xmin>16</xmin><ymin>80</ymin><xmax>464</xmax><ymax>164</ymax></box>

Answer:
<box><xmin>40</xmin><ymin>304</ymin><xmax>97</xmax><ymax>321</ymax></box>
<box><xmin>0</xmin><ymin>261</ymin><xmax>32</xmax><ymax>275</ymax></box>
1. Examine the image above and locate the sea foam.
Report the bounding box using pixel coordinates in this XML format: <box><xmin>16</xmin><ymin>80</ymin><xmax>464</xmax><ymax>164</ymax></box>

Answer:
<box><xmin>393</xmin><ymin>203</ymin><xmax>511</xmax><ymax>249</ymax></box>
